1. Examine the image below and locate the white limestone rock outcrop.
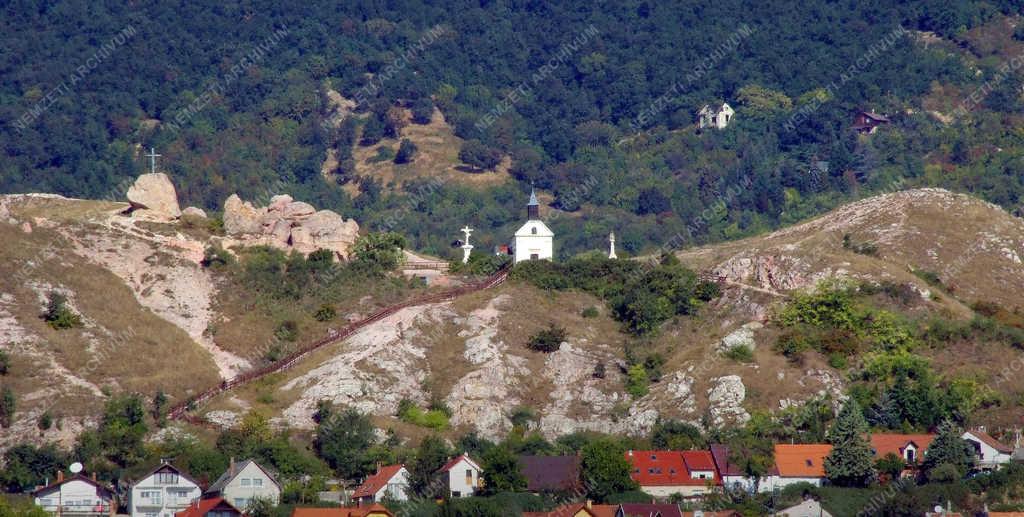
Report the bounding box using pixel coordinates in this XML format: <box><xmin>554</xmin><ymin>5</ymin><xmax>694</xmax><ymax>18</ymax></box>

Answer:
<box><xmin>182</xmin><ymin>206</ymin><xmax>208</xmax><ymax>219</ymax></box>
<box><xmin>126</xmin><ymin>173</ymin><xmax>181</xmax><ymax>219</ymax></box>
<box><xmin>707</xmin><ymin>375</ymin><xmax>751</xmax><ymax>427</ymax></box>
<box><xmin>222</xmin><ymin>193</ymin><xmax>360</xmax><ymax>260</ymax></box>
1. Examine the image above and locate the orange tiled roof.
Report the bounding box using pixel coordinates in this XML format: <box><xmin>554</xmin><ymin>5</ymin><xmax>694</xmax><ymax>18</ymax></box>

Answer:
<box><xmin>352</xmin><ymin>465</ymin><xmax>404</xmax><ymax>499</ymax></box>
<box><xmin>522</xmin><ymin>502</ymin><xmax>617</xmax><ymax>517</ymax></box>
<box><xmin>869</xmin><ymin>433</ymin><xmax>935</xmax><ymax>460</ymax></box>
<box><xmin>773</xmin><ymin>444</ymin><xmax>832</xmax><ymax>478</ymax></box>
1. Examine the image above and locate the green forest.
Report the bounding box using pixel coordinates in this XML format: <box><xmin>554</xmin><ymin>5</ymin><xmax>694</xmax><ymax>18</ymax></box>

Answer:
<box><xmin>3</xmin><ymin>0</ymin><xmax>1024</xmax><ymax>258</ymax></box>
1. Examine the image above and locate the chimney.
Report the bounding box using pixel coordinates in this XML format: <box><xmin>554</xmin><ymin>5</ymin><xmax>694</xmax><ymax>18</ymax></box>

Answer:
<box><xmin>57</xmin><ymin>471</ymin><xmax>64</xmax><ymax>482</ymax></box>
<box><xmin>627</xmin><ymin>450</ymin><xmax>633</xmax><ymax>457</ymax></box>
<box><xmin>229</xmin><ymin>457</ymin><xmax>236</xmax><ymax>477</ymax></box>
<box><xmin>375</xmin><ymin>462</ymin><xmax>382</xmax><ymax>474</ymax></box>
<box><xmin>92</xmin><ymin>472</ymin><xmax>97</xmax><ymax>482</ymax></box>
<box><xmin>585</xmin><ymin>500</ymin><xmax>592</xmax><ymax>509</ymax></box>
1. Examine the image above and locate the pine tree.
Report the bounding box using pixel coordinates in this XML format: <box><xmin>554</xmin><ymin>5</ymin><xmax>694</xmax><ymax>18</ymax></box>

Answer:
<box><xmin>922</xmin><ymin>420</ymin><xmax>975</xmax><ymax>480</ymax></box>
<box><xmin>0</xmin><ymin>386</ymin><xmax>15</xmax><ymax>428</ymax></box>
<box><xmin>824</xmin><ymin>398</ymin><xmax>875</xmax><ymax>486</ymax></box>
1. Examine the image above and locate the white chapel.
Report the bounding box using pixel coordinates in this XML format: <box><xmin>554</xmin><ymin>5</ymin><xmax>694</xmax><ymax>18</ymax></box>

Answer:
<box><xmin>513</xmin><ymin>189</ymin><xmax>554</xmax><ymax>263</ymax></box>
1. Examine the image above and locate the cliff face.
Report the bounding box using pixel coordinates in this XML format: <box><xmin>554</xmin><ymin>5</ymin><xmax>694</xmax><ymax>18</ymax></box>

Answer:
<box><xmin>2</xmin><ymin>188</ymin><xmax>1023</xmax><ymax>448</ymax></box>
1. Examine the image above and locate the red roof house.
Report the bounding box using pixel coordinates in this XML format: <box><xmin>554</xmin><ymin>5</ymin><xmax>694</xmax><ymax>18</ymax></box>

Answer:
<box><xmin>625</xmin><ymin>450</ymin><xmax>720</xmax><ymax>498</ymax></box>
<box><xmin>351</xmin><ymin>465</ymin><xmax>409</xmax><ymax>504</ymax></box>
<box><xmin>175</xmin><ymin>497</ymin><xmax>245</xmax><ymax>517</ymax></box>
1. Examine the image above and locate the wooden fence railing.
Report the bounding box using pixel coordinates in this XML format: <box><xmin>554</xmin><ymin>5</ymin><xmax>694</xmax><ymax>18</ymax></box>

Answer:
<box><xmin>167</xmin><ymin>266</ymin><xmax>509</xmax><ymax>420</ymax></box>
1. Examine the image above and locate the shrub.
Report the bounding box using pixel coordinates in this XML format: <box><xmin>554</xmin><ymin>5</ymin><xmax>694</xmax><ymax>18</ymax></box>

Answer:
<box><xmin>314</xmin><ymin>304</ymin><xmax>336</xmax><ymax>322</ymax></box>
<box><xmin>581</xmin><ymin>306</ymin><xmax>599</xmax><ymax>318</ymax></box>
<box><xmin>0</xmin><ymin>350</ymin><xmax>9</xmax><ymax>375</ymax></box>
<box><xmin>201</xmin><ymin>245</ymin><xmax>235</xmax><ymax>269</ymax></box>
<box><xmin>912</xmin><ymin>268</ymin><xmax>943</xmax><ymax>288</ymax></box>
<box><xmin>828</xmin><ymin>353</ymin><xmax>848</xmax><ymax>369</ymax></box>
<box><xmin>625</xmin><ymin>364</ymin><xmax>649</xmax><ymax>398</ymax></box>
<box><xmin>369</xmin><ymin>146</ymin><xmax>395</xmax><ymax>163</ymax></box>
<box><xmin>459</xmin><ymin>140</ymin><xmax>503</xmax><ymax>170</ymax></box>
<box><xmin>394</xmin><ymin>139</ymin><xmax>417</xmax><ymax>164</ymax></box>
<box><xmin>842</xmin><ymin>233</ymin><xmax>879</xmax><ymax>256</ymax></box>
<box><xmin>723</xmin><ymin>345</ymin><xmax>754</xmax><ymax>363</ymax></box>
<box><xmin>274</xmin><ymin>320</ymin><xmax>299</xmax><ymax>342</ymax></box>
<box><xmin>411</xmin><ymin>98</ymin><xmax>434</xmax><ymax>124</ymax></box>
<box><xmin>397</xmin><ymin>399</ymin><xmax>449</xmax><ymax>430</ymax></box>
<box><xmin>42</xmin><ymin>292</ymin><xmax>82</xmax><ymax>329</ymax></box>
<box><xmin>593</xmin><ymin>362</ymin><xmax>606</xmax><ymax>379</ymax></box>
<box><xmin>527</xmin><ymin>324</ymin><xmax>566</xmax><ymax>352</ymax></box>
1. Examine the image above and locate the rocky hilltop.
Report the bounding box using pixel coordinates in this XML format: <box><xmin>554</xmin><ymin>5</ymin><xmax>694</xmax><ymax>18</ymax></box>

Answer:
<box><xmin>1</xmin><ymin>187</ymin><xmax>1022</xmax><ymax>448</ymax></box>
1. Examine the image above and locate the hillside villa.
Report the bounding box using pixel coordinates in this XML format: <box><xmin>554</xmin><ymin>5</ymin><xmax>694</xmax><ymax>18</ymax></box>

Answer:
<box><xmin>129</xmin><ymin>461</ymin><xmax>202</xmax><ymax>517</ymax></box>
<box><xmin>624</xmin><ymin>450</ymin><xmax>720</xmax><ymax>498</ymax></box>
<box><xmin>351</xmin><ymin>465</ymin><xmax>409</xmax><ymax>505</ymax></box>
<box><xmin>32</xmin><ymin>472</ymin><xmax>115</xmax><ymax>517</ymax></box>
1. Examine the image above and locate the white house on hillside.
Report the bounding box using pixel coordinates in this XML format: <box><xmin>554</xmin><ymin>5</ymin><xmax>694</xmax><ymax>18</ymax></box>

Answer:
<box><xmin>698</xmin><ymin>102</ymin><xmax>734</xmax><ymax>130</ymax></box>
<box><xmin>204</xmin><ymin>459</ymin><xmax>281</xmax><ymax>510</ymax></box>
<box><xmin>33</xmin><ymin>472</ymin><xmax>115</xmax><ymax>517</ymax></box>
<box><xmin>513</xmin><ymin>189</ymin><xmax>553</xmax><ymax>264</ymax></box>
<box><xmin>763</xmin><ymin>444</ymin><xmax>832</xmax><ymax>493</ymax></box>
<box><xmin>963</xmin><ymin>429</ymin><xmax>1014</xmax><ymax>470</ymax></box>
<box><xmin>352</xmin><ymin>465</ymin><xmax>410</xmax><ymax>505</ymax></box>
<box><xmin>130</xmin><ymin>462</ymin><xmax>201</xmax><ymax>517</ymax></box>
<box><xmin>438</xmin><ymin>454</ymin><xmax>482</xmax><ymax>498</ymax></box>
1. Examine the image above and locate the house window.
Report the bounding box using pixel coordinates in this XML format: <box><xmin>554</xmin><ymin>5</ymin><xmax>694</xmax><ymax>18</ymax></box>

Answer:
<box><xmin>805</xmin><ymin>459</ymin><xmax>813</xmax><ymax>467</ymax></box>
<box><xmin>530</xmin><ymin>253</ymin><xmax>539</xmax><ymax>260</ymax></box>
<box><xmin>531</xmin><ymin>227</ymin><xmax>537</xmax><ymax>235</ymax></box>
<box><xmin>240</xmin><ymin>478</ymin><xmax>251</xmax><ymax>487</ymax></box>
<box><xmin>452</xmin><ymin>491</ymin><xmax>461</xmax><ymax>498</ymax></box>
<box><xmin>233</xmin><ymin>498</ymin><xmax>247</xmax><ymax>509</ymax></box>
<box><xmin>252</xmin><ymin>478</ymin><xmax>263</xmax><ymax>487</ymax></box>
<box><xmin>906</xmin><ymin>449</ymin><xmax>916</xmax><ymax>463</ymax></box>
<box><xmin>156</xmin><ymin>472</ymin><xmax>179</xmax><ymax>484</ymax></box>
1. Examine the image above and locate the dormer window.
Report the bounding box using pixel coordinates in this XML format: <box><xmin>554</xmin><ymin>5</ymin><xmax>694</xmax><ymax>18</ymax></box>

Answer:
<box><xmin>805</xmin><ymin>459</ymin><xmax>813</xmax><ymax>467</ymax></box>
<box><xmin>531</xmin><ymin>227</ymin><xmax>537</xmax><ymax>235</ymax></box>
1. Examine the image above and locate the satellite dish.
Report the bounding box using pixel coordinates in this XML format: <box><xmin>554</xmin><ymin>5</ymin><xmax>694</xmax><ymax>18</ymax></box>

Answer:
<box><xmin>934</xmin><ymin>505</ymin><xmax>943</xmax><ymax>514</ymax></box>
<box><xmin>69</xmin><ymin>462</ymin><xmax>83</xmax><ymax>474</ymax></box>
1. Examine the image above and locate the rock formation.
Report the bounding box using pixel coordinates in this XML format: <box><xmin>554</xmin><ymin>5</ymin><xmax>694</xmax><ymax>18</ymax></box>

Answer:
<box><xmin>223</xmin><ymin>193</ymin><xmax>360</xmax><ymax>260</ymax></box>
<box><xmin>182</xmin><ymin>206</ymin><xmax>207</xmax><ymax>219</ymax></box>
<box><xmin>126</xmin><ymin>173</ymin><xmax>181</xmax><ymax>219</ymax></box>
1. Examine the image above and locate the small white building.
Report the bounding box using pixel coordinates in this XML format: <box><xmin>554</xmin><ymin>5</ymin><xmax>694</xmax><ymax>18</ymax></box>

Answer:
<box><xmin>698</xmin><ymin>102</ymin><xmax>734</xmax><ymax>130</ymax></box>
<box><xmin>33</xmin><ymin>472</ymin><xmax>115</xmax><ymax>517</ymax></box>
<box><xmin>777</xmin><ymin>499</ymin><xmax>833</xmax><ymax>517</ymax></box>
<box><xmin>513</xmin><ymin>189</ymin><xmax>554</xmax><ymax>264</ymax></box>
<box><xmin>204</xmin><ymin>459</ymin><xmax>281</xmax><ymax>510</ymax></box>
<box><xmin>130</xmin><ymin>462</ymin><xmax>202</xmax><ymax>517</ymax></box>
<box><xmin>963</xmin><ymin>429</ymin><xmax>1014</xmax><ymax>470</ymax></box>
<box><xmin>352</xmin><ymin>465</ymin><xmax>410</xmax><ymax>505</ymax></box>
<box><xmin>437</xmin><ymin>454</ymin><xmax>482</xmax><ymax>498</ymax></box>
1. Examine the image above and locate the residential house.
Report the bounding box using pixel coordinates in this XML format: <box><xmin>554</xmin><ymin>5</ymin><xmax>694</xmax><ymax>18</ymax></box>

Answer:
<box><xmin>32</xmin><ymin>472</ymin><xmax>115</xmax><ymax>517</ymax></box>
<box><xmin>710</xmin><ymin>444</ymin><xmax>766</xmax><ymax>494</ymax></box>
<box><xmin>291</xmin><ymin>505</ymin><xmax>394</xmax><ymax>517</ymax></box>
<box><xmin>963</xmin><ymin>429</ymin><xmax>1014</xmax><ymax>470</ymax></box>
<box><xmin>765</xmin><ymin>444</ymin><xmax>832</xmax><ymax>492</ymax></box>
<box><xmin>616</xmin><ymin>503</ymin><xmax>684</xmax><ymax>517</ymax></box>
<box><xmin>130</xmin><ymin>462</ymin><xmax>202</xmax><ymax>517</ymax></box>
<box><xmin>518</xmin><ymin>455</ymin><xmax>583</xmax><ymax>494</ymax></box>
<box><xmin>522</xmin><ymin>501</ymin><xmax>617</xmax><ymax>517</ymax></box>
<box><xmin>174</xmin><ymin>498</ymin><xmax>245</xmax><ymax>517</ymax></box>
<box><xmin>204</xmin><ymin>460</ymin><xmax>281</xmax><ymax>510</ymax></box>
<box><xmin>851</xmin><ymin>110</ymin><xmax>889</xmax><ymax>134</ymax></box>
<box><xmin>776</xmin><ymin>499</ymin><xmax>832</xmax><ymax>517</ymax></box>
<box><xmin>697</xmin><ymin>103</ymin><xmax>734</xmax><ymax>130</ymax></box>
<box><xmin>437</xmin><ymin>454</ymin><xmax>482</xmax><ymax>498</ymax></box>
<box><xmin>351</xmin><ymin>465</ymin><xmax>409</xmax><ymax>505</ymax></box>
<box><xmin>869</xmin><ymin>433</ymin><xmax>935</xmax><ymax>477</ymax></box>
<box><xmin>624</xmin><ymin>450</ymin><xmax>720</xmax><ymax>498</ymax></box>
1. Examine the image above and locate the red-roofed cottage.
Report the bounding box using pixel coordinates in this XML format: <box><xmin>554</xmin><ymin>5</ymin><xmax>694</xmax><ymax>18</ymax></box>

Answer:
<box><xmin>710</xmin><ymin>444</ymin><xmax>768</xmax><ymax>493</ymax></box>
<box><xmin>625</xmin><ymin>450</ymin><xmax>720</xmax><ymax>498</ymax></box>
<box><xmin>765</xmin><ymin>444</ymin><xmax>832</xmax><ymax>492</ymax></box>
<box><xmin>174</xmin><ymin>497</ymin><xmax>245</xmax><ymax>517</ymax></box>
<box><xmin>352</xmin><ymin>465</ymin><xmax>409</xmax><ymax>505</ymax></box>
<box><xmin>437</xmin><ymin>454</ymin><xmax>482</xmax><ymax>498</ymax></box>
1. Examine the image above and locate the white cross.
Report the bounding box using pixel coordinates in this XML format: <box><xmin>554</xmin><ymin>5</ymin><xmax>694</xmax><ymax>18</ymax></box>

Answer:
<box><xmin>461</xmin><ymin>226</ymin><xmax>474</xmax><ymax>246</ymax></box>
<box><xmin>145</xmin><ymin>147</ymin><xmax>161</xmax><ymax>174</ymax></box>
